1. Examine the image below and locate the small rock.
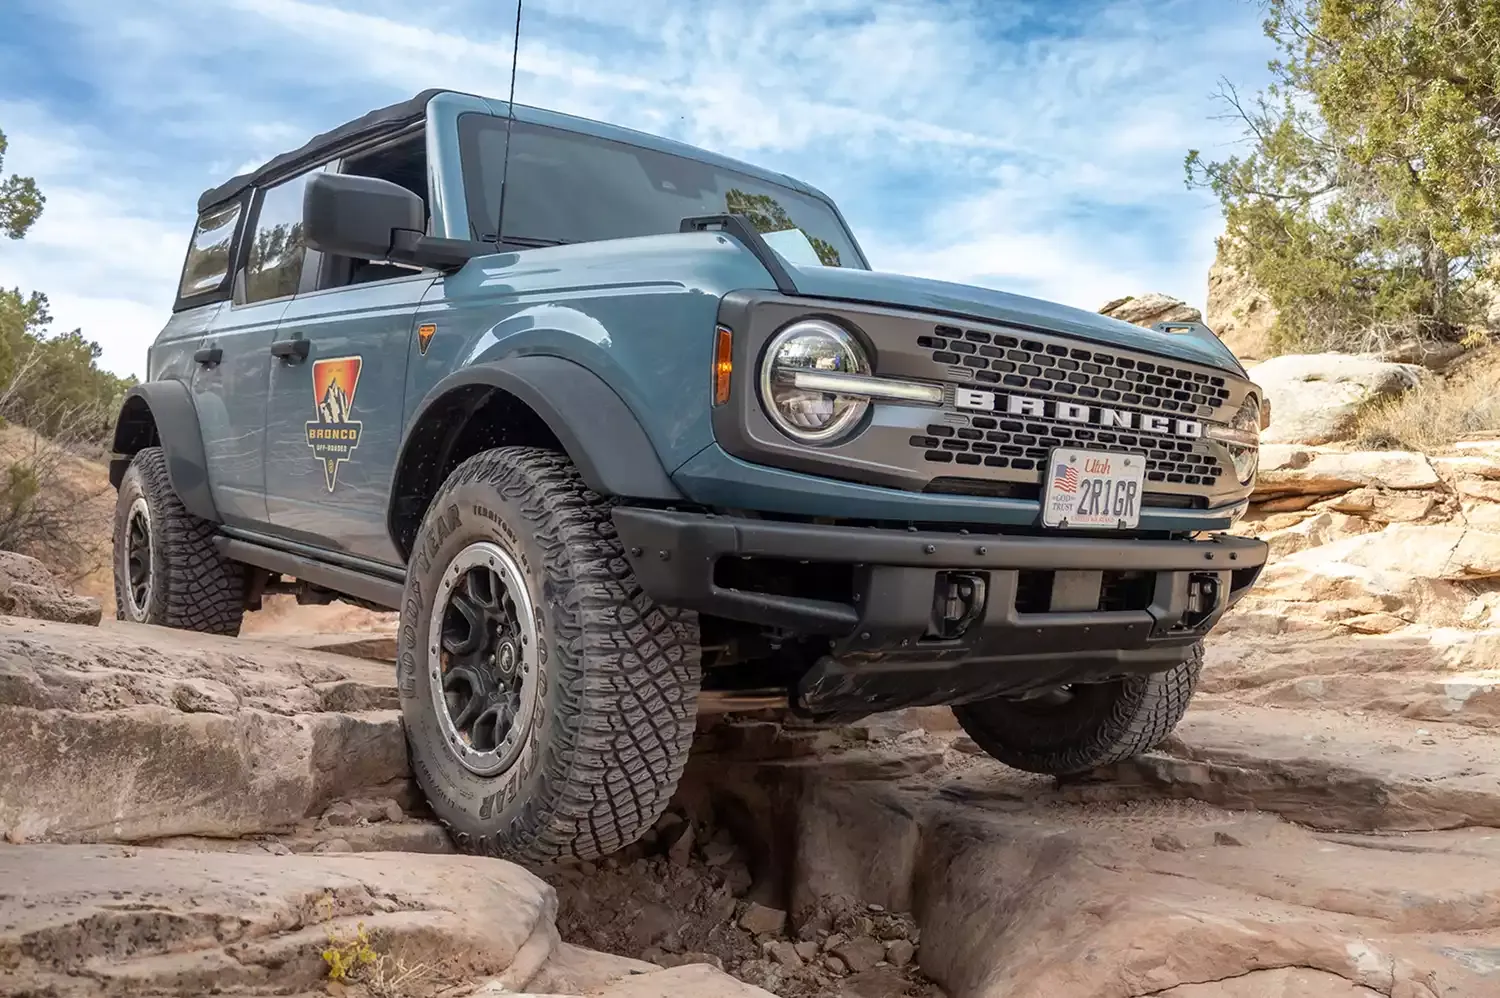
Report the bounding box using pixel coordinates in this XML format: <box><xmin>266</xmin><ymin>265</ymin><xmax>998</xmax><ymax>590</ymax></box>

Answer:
<box><xmin>703</xmin><ymin>841</ymin><xmax>737</xmax><ymax>867</ymax></box>
<box><xmin>795</xmin><ymin>940</ymin><xmax>821</xmax><ymax>962</ymax></box>
<box><xmin>833</xmin><ymin>936</ymin><xmax>886</xmax><ymax>973</ymax></box>
<box><xmin>381</xmin><ymin>799</ymin><xmax>404</xmax><ymax>824</ymax></box>
<box><xmin>318</xmin><ymin>801</ymin><xmax>361</xmax><ymax>828</ymax></box>
<box><xmin>867</xmin><ymin>903</ymin><xmax>885</xmax><ymax>913</ymax></box>
<box><xmin>312</xmin><ymin>838</ymin><xmax>352</xmax><ymax>854</ymax></box>
<box><xmin>739</xmin><ymin>902</ymin><xmax>787</xmax><ymax>936</ymax></box>
<box><xmin>823</xmin><ymin>932</ymin><xmax>847</xmax><ymax>953</ymax></box>
<box><xmin>668</xmin><ymin>823</ymin><xmax>696</xmax><ymax>867</ymax></box>
<box><xmin>885</xmin><ymin>939</ymin><xmax>915</xmax><ymax>967</ymax></box>
<box><xmin>951</xmin><ymin>735</ymin><xmax>984</xmax><ymax>755</ymax></box>
<box><xmin>1213</xmin><ymin>831</ymin><xmax>1246</xmax><ymax>847</ymax></box>
<box><xmin>1152</xmin><ymin>832</ymin><xmax>1188</xmax><ymax>853</ymax></box>
<box><xmin>841</xmin><ymin>966</ymin><xmax>911</xmax><ymax>998</ymax></box>
<box><xmin>767</xmin><ymin>940</ymin><xmax>803</xmax><ymax>969</ymax></box>
<box><xmin>796</xmin><ymin>906</ymin><xmax>833</xmax><ymax>941</ymax></box>
<box><xmin>722</xmin><ymin>861</ymin><xmax>753</xmax><ymax>897</ymax></box>
<box><xmin>825</xmin><ymin>955</ymin><xmax>849</xmax><ymax>976</ymax></box>
<box><xmin>715</xmin><ymin>894</ymin><xmax>738</xmax><ymax>923</ymax></box>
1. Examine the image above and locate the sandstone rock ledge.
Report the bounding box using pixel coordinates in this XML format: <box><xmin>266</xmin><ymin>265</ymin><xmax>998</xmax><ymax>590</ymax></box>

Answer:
<box><xmin>0</xmin><ymin>616</ymin><xmax>408</xmax><ymax>844</ymax></box>
<box><xmin>0</xmin><ymin>844</ymin><xmax>766</xmax><ymax>997</ymax></box>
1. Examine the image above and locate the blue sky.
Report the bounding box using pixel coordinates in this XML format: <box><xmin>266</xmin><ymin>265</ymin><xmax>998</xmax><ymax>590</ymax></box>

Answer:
<box><xmin>0</xmin><ymin>0</ymin><xmax>1274</xmax><ymax>377</ymax></box>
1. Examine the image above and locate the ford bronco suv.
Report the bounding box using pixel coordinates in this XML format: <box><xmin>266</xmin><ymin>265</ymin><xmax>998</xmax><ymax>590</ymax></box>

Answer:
<box><xmin>109</xmin><ymin>89</ymin><xmax>1268</xmax><ymax>862</ymax></box>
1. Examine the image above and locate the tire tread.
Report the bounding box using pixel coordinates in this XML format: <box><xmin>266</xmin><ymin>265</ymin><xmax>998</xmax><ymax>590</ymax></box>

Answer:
<box><xmin>112</xmin><ymin>447</ymin><xmax>243</xmax><ymax>636</ymax></box>
<box><xmin>410</xmin><ymin>446</ymin><xmax>701</xmax><ymax>862</ymax></box>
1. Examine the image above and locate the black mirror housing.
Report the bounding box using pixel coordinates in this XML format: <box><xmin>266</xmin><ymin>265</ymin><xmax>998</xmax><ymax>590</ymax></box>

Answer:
<box><xmin>303</xmin><ymin>173</ymin><xmax>424</xmax><ymax>262</ymax></box>
<box><xmin>302</xmin><ymin>173</ymin><xmax>487</xmax><ymax>273</ymax></box>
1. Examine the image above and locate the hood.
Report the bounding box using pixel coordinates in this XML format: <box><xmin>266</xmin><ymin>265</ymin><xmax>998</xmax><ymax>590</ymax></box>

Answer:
<box><xmin>786</xmin><ymin>265</ymin><xmax>1246</xmax><ymax>376</ymax></box>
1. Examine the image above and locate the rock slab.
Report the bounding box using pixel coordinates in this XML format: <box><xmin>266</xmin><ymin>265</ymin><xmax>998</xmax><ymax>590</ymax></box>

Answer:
<box><xmin>1251</xmin><ymin>353</ymin><xmax>1423</xmax><ymax>445</ymax></box>
<box><xmin>0</xmin><ymin>617</ymin><xmax>409</xmax><ymax>843</ymax></box>
<box><xmin>0</xmin><ymin>551</ymin><xmax>101</xmax><ymax>625</ymax></box>
<box><xmin>0</xmin><ymin>844</ymin><xmax>555</xmax><ymax>996</ymax></box>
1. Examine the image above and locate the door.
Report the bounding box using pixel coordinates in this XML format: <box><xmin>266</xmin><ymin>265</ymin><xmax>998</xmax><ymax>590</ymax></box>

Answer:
<box><xmin>262</xmin><ymin>271</ymin><xmax>436</xmax><ymax>565</ymax></box>
<box><xmin>189</xmin><ymin>190</ymin><xmax>303</xmax><ymax>529</ymax></box>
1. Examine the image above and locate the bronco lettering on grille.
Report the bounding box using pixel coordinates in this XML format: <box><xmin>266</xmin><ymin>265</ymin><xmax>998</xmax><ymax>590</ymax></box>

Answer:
<box><xmin>954</xmin><ymin>388</ymin><xmax>1204</xmax><ymax>440</ymax></box>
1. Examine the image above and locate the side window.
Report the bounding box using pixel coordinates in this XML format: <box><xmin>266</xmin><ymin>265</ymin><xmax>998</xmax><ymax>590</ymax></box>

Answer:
<box><xmin>177</xmin><ymin>201</ymin><xmax>242</xmax><ymax>300</ymax></box>
<box><xmin>243</xmin><ymin>173</ymin><xmax>311</xmax><ymax>304</ymax></box>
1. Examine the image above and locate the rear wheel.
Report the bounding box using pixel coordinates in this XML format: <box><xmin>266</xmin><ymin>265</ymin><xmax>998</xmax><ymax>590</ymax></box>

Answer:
<box><xmin>111</xmin><ymin>447</ymin><xmax>244</xmax><ymax>635</ymax></box>
<box><xmin>398</xmin><ymin>445</ymin><xmax>702</xmax><ymax>863</ymax></box>
<box><xmin>952</xmin><ymin>644</ymin><xmax>1202</xmax><ymax>775</ymax></box>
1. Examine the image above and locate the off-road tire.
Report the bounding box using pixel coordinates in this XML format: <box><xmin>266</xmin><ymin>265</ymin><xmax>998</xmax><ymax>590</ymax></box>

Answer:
<box><xmin>111</xmin><ymin>446</ymin><xmax>245</xmax><ymax>635</ymax></box>
<box><xmin>398</xmin><ymin>445</ymin><xmax>702</xmax><ymax>863</ymax></box>
<box><xmin>952</xmin><ymin>643</ymin><xmax>1202</xmax><ymax>776</ymax></box>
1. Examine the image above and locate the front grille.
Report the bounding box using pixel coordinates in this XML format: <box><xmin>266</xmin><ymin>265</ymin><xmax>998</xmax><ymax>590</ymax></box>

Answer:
<box><xmin>902</xmin><ymin>321</ymin><xmax>1239</xmax><ymax>497</ymax></box>
<box><xmin>918</xmin><ymin>324</ymin><xmax>1233</xmax><ymax>418</ymax></box>
<box><xmin>909</xmin><ymin>418</ymin><xmax>1226</xmax><ymax>488</ymax></box>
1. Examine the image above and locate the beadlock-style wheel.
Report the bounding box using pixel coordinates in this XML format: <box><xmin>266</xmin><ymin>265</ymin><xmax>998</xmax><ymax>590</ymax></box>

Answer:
<box><xmin>111</xmin><ymin>446</ymin><xmax>244</xmax><ymax>635</ymax></box>
<box><xmin>397</xmin><ymin>445</ymin><xmax>703</xmax><ymax>863</ymax></box>
<box><xmin>428</xmin><ymin>542</ymin><xmax>540</xmax><ymax>777</ymax></box>
<box><xmin>122</xmin><ymin>496</ymin><xmax>154</xmax><ymax>620</ymax></box>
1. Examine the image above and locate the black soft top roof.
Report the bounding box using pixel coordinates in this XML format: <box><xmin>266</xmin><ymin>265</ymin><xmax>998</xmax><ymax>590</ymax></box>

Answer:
<box><xmin>197</xmin><ymin>88</ymin><xmax>445</xmax><ymax>213</ymax></box>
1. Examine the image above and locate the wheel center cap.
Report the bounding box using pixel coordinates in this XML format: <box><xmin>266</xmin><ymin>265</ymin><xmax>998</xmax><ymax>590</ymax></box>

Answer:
<box><xmin>496</xmin><ymin>640</ymin><xmax>518</xmax><ymax>678</ymax></box>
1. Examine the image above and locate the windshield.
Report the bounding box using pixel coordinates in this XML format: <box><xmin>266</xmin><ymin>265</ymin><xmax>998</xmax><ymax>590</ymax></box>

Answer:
<box><xmin>458</xmin><ymin>114</ymin><xmax>864</xmax><ymax>269</ymax></box>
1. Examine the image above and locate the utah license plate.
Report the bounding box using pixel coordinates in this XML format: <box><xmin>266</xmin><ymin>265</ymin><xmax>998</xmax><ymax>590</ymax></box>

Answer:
<box><xmin>1042</xmin><ymin>448</ymin><xmax>1145</xmax><ymax>529</ymax></box>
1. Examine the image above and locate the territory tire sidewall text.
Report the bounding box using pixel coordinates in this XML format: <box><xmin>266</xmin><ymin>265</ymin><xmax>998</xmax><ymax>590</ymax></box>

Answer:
<box><xmin>398</xmin><ymin>484</ymin><xmax>555</xmax><ymax>849</ymax></box>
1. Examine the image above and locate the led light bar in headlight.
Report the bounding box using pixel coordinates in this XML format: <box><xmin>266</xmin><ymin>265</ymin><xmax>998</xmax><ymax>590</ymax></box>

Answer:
<box><xmin>787</xmin><ymin>370</ymin><xmax>945</xmax><ymax>405</ymax></box>
<box><xmin>759</xmin><ymin>318</ymin><xmax>942</xmax><ymax>444</ymax></box>
<box><xmin>1206</xmin><ymin>393</ymin><xmax>1262</xmax><ymax>484</ymax></box>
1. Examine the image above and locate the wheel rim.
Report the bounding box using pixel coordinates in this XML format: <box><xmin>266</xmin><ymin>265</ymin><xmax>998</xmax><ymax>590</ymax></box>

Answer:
<box><xmin>124</xmin><ymin>497</ymin><xmax>153</xmax><ymax>619</ymax></box>
<box><xmin>427</xmin><ymin>541</ymin><xmax>540</xmax><ymax>777</ymax></box>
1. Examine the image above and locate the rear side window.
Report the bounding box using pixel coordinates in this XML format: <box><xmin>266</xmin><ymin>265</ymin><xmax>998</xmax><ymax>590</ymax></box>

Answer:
<box><xmin>244</xmin><ymin>173</ymin><xmax>312</xmax><ymax>303</ymax></box>
<box><xmin>177</xmin><ymin>201</ymin><xmax>242</xmax><ymax>299</ymax></box>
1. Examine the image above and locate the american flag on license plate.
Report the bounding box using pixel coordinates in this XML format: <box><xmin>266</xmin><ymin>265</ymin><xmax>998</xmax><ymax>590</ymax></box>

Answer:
<box><xmin>1053</xmin><ymin>462</ymin><xmax>1079</xmax><ymax>493</ymax></box>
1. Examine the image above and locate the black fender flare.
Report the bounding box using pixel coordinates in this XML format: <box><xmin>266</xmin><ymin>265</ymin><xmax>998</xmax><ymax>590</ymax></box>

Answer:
<box><xmin>108</xmin><ymin>381</ymin><xmax>221</xmax><ymax>523</ymax></box>
<box><xmin>390</xmin><ymin>355</ymin><xmax>682</xmax><ymax>541</ymax></box>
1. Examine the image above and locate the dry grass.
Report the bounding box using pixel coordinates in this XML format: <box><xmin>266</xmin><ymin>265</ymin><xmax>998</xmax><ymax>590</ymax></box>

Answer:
<box><xmin>0</xmin><ymin>421</ymin><xmax>114</xmax><ymax>594</ymax></box>
<box><xmin>1354</xmin><ymin>345</ymin><xmax>1500</xmax><ymax>452</ymax></box>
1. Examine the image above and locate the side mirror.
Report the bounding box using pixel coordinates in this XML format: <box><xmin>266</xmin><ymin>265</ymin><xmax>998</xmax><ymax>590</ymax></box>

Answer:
<box><xmin>302</xmin><ymin>173</ymin><xmax>487</xmax><ymax>273</ymax></box>
<box><xmin>303</xmin><ymin>173</ymin><xmax>423</xmax><ymax>261</ymax></box>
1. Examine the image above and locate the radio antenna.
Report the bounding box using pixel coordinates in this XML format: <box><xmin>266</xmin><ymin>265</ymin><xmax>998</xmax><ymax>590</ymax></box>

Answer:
<box><xmin>491</xmin><ymin>0</ymin><xmax>523</xmax><ymax>246</ymax></box>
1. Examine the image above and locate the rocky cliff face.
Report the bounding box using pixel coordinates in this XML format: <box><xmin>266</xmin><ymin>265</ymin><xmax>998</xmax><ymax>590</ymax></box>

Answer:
<box><xmin>1097</xmin><ymin>292</ymin><xmax>1202</xmax><ymax>327</ymax></box>
<box><xmin>1205</xmin><ymin>241</ymin><xmax>1276</xmax><ymax>362</ymax></box>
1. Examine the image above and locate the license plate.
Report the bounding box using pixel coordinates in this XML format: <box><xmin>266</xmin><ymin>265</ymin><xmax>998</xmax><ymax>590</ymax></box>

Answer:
<box><xmin>1042</xmin><ymin>448</ymin><xmax>1145</xmax><ymax>529</ymax></box>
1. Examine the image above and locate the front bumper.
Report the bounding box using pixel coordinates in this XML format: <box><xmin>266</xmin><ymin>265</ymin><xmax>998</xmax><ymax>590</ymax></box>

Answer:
<box><xmin>614</xmin><ymin>507</ymin><xmax>1269</xmax><ymax>713</ymax></box>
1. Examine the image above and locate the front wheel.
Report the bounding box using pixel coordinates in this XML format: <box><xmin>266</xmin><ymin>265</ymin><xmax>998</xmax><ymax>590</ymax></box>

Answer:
<box><xmin>398</xmin><ymin>446</ymin><xmax>702</xmax><ymax>863</ymax></box>
<box><xmin>952</xmin><ymin>644</ymin><xmax>1202</xmax><ymax>776</ymax></box>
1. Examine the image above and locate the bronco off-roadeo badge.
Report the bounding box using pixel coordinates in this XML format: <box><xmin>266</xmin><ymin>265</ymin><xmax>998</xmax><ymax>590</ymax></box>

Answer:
<box><xmin>305</xmin><ymin>356</ymin><xmax>363</xmax><ymax>491</ymax></box>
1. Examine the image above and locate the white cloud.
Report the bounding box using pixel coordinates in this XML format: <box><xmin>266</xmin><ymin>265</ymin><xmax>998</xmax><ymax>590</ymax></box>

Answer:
<box><xmin>1</xmin><ymin>0</ymin><xmax>1276</xmax><ymax>376</ymax></box>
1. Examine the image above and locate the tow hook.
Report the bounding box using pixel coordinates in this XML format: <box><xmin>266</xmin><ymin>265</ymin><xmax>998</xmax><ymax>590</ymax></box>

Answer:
<box><xmin>930</xmin><ymin>571</ymin><xmax>987</xmax><ymax>640</ymax></box>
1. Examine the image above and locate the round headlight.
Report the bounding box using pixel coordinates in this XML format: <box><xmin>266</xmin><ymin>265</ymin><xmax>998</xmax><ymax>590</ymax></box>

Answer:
<box><xmin>1228</xmin><ymin>394</ymin><xmax>1261</xmax><ymax>484</ymax></box>
<box><xmin>759</xmin><ymin>319</ymin><xmax>871</xmax><ymax>443</ymax></box>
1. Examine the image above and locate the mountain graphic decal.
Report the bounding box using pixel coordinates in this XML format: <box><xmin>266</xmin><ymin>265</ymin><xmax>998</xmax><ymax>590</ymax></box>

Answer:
<box><xmin>304</xmin><ymin>356</ymin><xmax>364</xmax><ymax>491</ymax></box>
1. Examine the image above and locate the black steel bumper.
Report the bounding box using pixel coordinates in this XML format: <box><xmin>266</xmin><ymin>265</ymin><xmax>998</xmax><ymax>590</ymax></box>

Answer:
<box><xmin>613</xmin><ymin>508</ymin><xmax>1269</xmax><ymax>713</ymax></box>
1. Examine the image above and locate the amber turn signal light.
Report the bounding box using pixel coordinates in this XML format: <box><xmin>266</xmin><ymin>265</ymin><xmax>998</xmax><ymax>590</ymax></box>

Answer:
<box><xmin>713</xmin><ymin>325</ymin><xmax>733</xmax><ymax>405</ymax></box>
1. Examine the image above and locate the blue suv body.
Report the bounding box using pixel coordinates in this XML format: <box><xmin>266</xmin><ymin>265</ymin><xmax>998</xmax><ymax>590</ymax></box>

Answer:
<box><xmin>109</xmin><ymin>89</ymin><xmax>1268</xmax><ymax>862</ymax></box>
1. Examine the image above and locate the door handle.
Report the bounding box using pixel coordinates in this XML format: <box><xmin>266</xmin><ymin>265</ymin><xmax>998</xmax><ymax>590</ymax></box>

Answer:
<box><xmin>193</xmin><ymin>346</ymin><xmax>222</xmax><ymax>367</ymax></box>
<box><xmin>271</xmin><ymin>337</ymin><xmax>310</xmax><ymax>363</ymax></box>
